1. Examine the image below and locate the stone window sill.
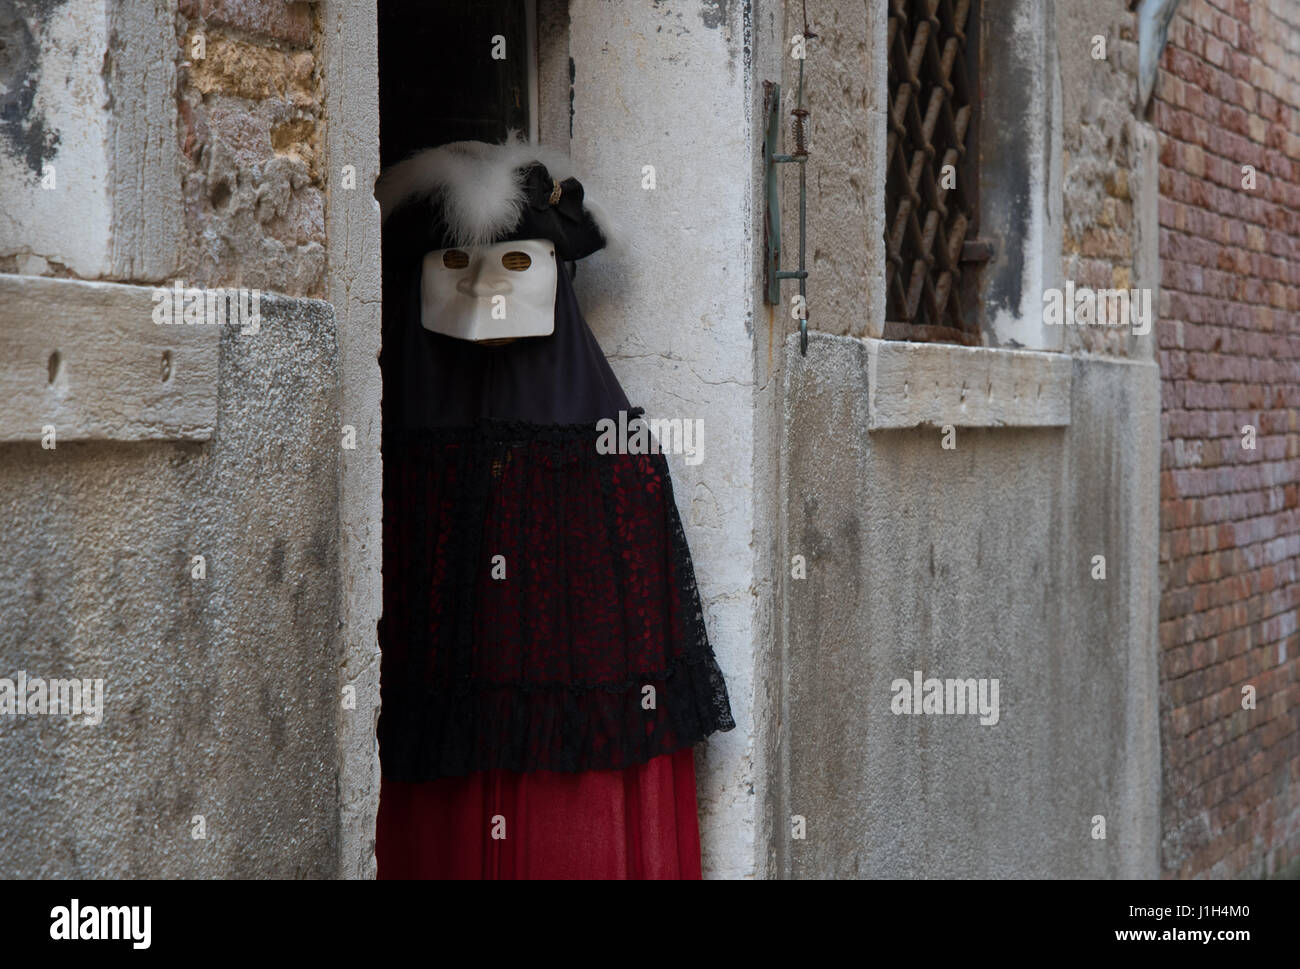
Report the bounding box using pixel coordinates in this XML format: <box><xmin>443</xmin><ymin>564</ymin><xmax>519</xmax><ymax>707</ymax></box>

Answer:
<box><xmin>866</xmin><ymin>336</ymin><xmax>1072</xmax><ymax>430</ymax></box>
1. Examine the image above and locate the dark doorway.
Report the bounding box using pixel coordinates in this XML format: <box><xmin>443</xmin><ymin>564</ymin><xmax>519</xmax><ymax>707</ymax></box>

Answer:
<box><xmin>374</xmin><ymin>0</ymin><xmax>536</xmax><ymax>850</ymax></box>
<box><xmin>378</xmin><ymin>0</ymin><xmax>533</xmax><ymax>166</ymax></box>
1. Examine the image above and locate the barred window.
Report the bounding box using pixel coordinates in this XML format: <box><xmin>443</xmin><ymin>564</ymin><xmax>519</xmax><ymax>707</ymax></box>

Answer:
<box><xmin>884</xmin><ymin>0</ymin><xmax>986</xmax><ymax>345</ymax></box>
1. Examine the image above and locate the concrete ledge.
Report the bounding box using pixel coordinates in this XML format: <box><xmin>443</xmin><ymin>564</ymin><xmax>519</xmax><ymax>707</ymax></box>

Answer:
<box><xmin>0</xmin><ymin>275</ymin><xmax>220</xmax><ymax>442</ymax></box>
<box><xmin>866</xmin><ymin>336</ymin><xmax>1073</xmax><ymax>430</ymax></box>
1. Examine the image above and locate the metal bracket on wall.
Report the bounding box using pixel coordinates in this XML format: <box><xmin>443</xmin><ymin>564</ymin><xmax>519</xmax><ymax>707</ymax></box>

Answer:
<box><xmin>764</xmin><ymin>69</ymin><xmax>812</xmax><ymax>354</ymax></box>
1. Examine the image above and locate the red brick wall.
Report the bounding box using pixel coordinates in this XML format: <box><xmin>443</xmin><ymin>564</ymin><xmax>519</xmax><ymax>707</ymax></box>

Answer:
<box><xmin>1154</xmin><ymin>0</ymin><xmax>1300</xmax><ymax>878</ymax></box>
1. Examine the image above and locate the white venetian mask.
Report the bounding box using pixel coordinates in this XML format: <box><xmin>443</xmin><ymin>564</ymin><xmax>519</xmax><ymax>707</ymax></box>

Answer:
<box><xmin>420</xmin><ymin>238</ymin><xmax>558</xmax><ymax>343</ymax></box>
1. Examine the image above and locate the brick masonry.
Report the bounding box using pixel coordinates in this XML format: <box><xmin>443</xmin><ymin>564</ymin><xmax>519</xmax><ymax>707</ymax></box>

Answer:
<box><xmin>176</xmin><ymin>0</ymin><xmax>326</xmax><ymax>296</ymax></box>
<box><xmin>1154</xmin><ymin>0</ymin><xmax>1300</xmax><ymax>879</ymax></box>
<box><xmin>1058</xmin><ymin>5</ymin><xmax>1143</xmax><ymax>357</ymax></box>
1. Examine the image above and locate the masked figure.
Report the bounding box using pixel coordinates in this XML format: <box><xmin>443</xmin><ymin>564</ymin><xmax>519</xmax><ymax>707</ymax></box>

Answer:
<box><xmin>375</xmin><ymin>136</ymin><xmax>734</xmax><ymax>879</ymax></box>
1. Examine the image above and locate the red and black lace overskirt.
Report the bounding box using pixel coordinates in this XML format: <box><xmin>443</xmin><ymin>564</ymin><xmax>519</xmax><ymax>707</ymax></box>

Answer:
<box><xmin>377</xmin><ymin>231</ymin><xmax>734</xmax><ymax>780</ymax></box>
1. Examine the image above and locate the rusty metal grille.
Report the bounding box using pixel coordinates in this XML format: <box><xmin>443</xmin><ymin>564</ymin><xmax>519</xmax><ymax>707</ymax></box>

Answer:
<box><xmin>885</xmin><ymin>0</ymin><xmax>982</xmax><ymax>342</ymax></box>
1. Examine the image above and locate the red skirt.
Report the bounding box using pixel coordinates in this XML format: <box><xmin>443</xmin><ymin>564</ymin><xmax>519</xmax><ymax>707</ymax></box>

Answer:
<box><xmin>376</xmin><ymin>748</ymin><xmax>701</xmax><ymax>879</ymax></box>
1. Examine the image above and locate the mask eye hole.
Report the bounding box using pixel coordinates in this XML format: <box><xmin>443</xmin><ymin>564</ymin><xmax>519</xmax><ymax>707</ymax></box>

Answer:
<box><xmin>442</xmin><ymin>249</ymin><xmax>470</xmax><ymax>269</ymax></box>
<box><xmin>501</xmin><ymin>251</ymin><xmax>532</xmax><ymax>271</ymax></box>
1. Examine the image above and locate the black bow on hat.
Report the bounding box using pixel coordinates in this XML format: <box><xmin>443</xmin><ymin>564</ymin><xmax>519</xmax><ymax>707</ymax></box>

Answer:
<box><xmin>510</xmin><ymin>162</ymin><xmax>607</xmax><ymax>262</ymax></box>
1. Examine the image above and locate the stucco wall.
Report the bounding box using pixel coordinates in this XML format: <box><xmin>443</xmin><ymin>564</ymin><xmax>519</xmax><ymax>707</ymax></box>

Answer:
<box><xmin>0</xmin><ymin>0</ymin><xmax>182</xmax><ymax>281</ymax></box>
<box><xmin>0</xmin><ymin>290</ymin><xmax>343</xmax><ymax>877</ymax></box>
<box><xmin>772</xmin><ymin>333</ymin><xmax>1161</xmax><ymax>878</ymax></box>
<box><xmin>562</xmin><ymin>0</ymin><xmax>760</xmax><ymax>877</ymax></box>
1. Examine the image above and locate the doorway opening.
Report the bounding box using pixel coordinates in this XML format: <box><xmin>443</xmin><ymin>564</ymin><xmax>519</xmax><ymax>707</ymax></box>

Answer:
<box><xmin>378</xmin><ymin>0</ymin><xmax>536</xmax><ymax>169</ymax></box>
<box><xmin>373</xmin><ymin>0</ymin><xmax>539</xmax><ymax>850</ymax></box>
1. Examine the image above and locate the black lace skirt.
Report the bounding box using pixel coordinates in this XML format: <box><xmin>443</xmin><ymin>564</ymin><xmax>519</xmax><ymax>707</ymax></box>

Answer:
<box><xmin>378</xmin><ymin>256</ymin><xmax>734</xmax><ymax>780</ymax></box>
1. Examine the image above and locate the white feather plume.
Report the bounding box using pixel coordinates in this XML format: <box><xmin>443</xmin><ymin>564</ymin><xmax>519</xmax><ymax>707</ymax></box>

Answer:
<box><xmin>375</xmin><ymin>132</ymin><xmax>621</xmax><ymax>255</ymax></box>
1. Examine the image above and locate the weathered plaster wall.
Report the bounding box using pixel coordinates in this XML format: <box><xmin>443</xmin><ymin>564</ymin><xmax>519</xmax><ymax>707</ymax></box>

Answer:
<box><xmin>978</xmin><ymin>0</ymin><xmax>1064</xmax><ymax>351</ymax></box>
<box><xmin>0</xmin><ymin>288</ymin><xmax>343</xmax><ymax>877</ymax></box>
<box><xmin>563</xmin><ymin>0</ymin><xmax>759</xmax><ymax>878</ymax></box>
<box><xmin>0</xmin><ymin>0</ymin><xmax>182</xmax><ymax>281</ymax></box>
<box><xmin>0</xmin><ymin>0</ymin><xmax>324</xmax><ymax>291</ymax></box>
<box><xmin>0</xmin><ymin>0</ymin><xmax>111</xmax><ymax>277</ymax></box>
<box><xmin>774</xmin><ymin>333</ymin><xmax>1162</xmax><ymax>878</ymax></box>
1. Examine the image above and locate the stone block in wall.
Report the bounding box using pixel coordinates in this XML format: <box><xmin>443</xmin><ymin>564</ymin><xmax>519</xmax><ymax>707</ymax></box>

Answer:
<box><xmin>179</xmin><ymin>0</ymin><xmax>314</xmax><ymax>48</ymax></box>
<box><xmin>186</xmin><ymin>33</ymin><xmax>317</xmax><ymax>105</ymax></box>
<box><xmin>0</xmin><ymin>275</ymin><xmax>219</xmax><ymax>442</ymax></box>
<box><xmin>175</xmin><ymin>19</ymin><xmax>326</xmax><ymax>296</ymax></box>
